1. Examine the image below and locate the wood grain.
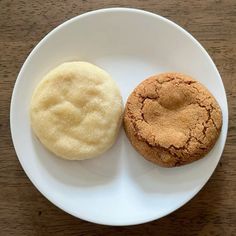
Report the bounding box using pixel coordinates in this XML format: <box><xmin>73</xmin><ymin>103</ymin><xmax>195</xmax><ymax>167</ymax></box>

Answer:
<box><xmin>0</xmin><ymin>0</ymin><xmax>235</xmax><ymax>235</ymax></box>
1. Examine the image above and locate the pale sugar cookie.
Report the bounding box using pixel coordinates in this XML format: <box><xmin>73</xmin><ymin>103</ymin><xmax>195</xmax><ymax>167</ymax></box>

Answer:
<box><xmin>30</xmin><ymin>62</ymin><xmax>122</xmax><ymax>160</ymax></box>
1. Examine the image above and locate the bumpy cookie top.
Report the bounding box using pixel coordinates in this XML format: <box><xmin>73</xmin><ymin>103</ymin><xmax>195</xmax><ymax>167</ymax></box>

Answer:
<box><xmin>124</xmin><ymin>73</ymin><xmax>222</xmax><ymax>167</ymax></box>
<box><xmin>30</xmin><ymin>62</ymin><xmax>122</xmax><ymax>160</ymax></box>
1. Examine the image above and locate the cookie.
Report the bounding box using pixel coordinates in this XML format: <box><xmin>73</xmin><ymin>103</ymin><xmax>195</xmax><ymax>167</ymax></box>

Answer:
<box><xmin>124</xmin><ymin>73</ymin><xmax>222</xmax><ymax>167</ymax></box>
<box><xmin>30</xmin><ymin>61</ymin><xmax>122</xmax><ymax>160</ymax></box>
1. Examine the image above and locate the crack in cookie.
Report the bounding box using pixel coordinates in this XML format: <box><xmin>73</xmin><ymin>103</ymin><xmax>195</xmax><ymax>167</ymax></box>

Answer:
<box><xmin>124</xmin><ymin>73</ymin><xmax>222</xmax><ymax>167</ymax></box>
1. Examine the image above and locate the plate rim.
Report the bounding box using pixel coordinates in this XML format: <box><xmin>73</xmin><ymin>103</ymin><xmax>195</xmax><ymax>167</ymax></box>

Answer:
<box><xmin>10</xmin><ymin>7</ymin><xmax>229</xmax><ymax>226</ymax></box>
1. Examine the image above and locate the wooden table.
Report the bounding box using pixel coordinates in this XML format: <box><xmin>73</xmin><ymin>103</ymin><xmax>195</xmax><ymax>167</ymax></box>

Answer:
<box><xmin>0</xmin><ymin>1</ymin><xmax>235</xmax><ymax>235</ymax></box>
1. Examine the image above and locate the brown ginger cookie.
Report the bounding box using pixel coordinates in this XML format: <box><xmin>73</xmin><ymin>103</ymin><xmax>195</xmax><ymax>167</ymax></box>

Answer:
<box><xmin>124</xmin><ymin>73</ymin><xmax>222</xmax><ymax>167</ymax></box>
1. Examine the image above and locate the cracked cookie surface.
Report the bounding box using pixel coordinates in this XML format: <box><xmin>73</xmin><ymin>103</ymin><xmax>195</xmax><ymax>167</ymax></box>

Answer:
<box><xmin>124</xmin><ymin>73</ymin><xmax>222</xmax><ymax>167</ymax></box>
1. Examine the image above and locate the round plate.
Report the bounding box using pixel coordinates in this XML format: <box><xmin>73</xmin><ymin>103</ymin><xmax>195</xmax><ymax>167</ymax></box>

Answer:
<box><xmin>10</xmin><ymin>8</ymin><xmax>228</xmax><ymax>226</ymax></box>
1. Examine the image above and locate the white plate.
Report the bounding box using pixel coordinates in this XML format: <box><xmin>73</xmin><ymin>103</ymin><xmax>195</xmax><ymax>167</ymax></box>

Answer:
<box><xmin>10</xmin><ymin>8</ymin><xmax>228</xmax><ymax>226</ymax></box>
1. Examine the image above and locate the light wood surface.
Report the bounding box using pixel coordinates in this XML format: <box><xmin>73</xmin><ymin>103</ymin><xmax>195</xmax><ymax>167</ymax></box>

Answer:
<box><xmin>0</xmin><ymin>0</ymin><xmax>235</xmax><ymax>235</ymax></box>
